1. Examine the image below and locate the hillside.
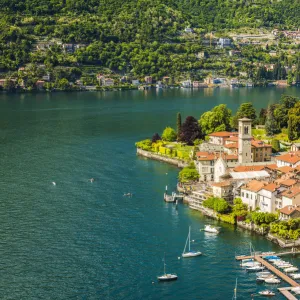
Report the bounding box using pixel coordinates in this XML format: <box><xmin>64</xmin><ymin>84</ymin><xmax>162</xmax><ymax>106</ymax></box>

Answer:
<box><xmin>0</xmin><ymin>0</ymin><xmax>299</xmax><ymax>89</ymax></box>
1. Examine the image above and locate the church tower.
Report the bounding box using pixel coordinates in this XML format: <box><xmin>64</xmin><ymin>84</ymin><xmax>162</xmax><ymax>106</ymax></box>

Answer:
<box><xmin>238</xmin><ymin>118</ymin><xmax>252</xmax><ymax>164</ymax></box>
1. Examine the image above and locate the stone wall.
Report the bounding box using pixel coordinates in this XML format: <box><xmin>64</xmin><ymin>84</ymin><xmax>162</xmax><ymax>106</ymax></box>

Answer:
<box><xmin>136</xmin><ymin>148</ymin><xmax>189</xmax><ymax>168</ymax></box>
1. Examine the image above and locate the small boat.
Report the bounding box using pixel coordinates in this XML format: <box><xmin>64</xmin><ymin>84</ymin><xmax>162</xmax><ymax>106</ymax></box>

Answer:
<box><xmin>203</xmin><ymin>224</ymin><xmax>219</xmax><ymax>233</ymax></box>
<box><xmin>285</xmin><ymin>267</ymin><xmax>299</xmax><ymax>273</ymax></box>
<box><xmin>241</xmin><ymin>258</ymin><xmax>254</xmax><ymax>263</ymax></box>
<box><xmin>257</xmin><ymin>275</ymin><xmax>275</xmax><ymax>282</ymax></box>
<box><xmin>182</xmin><ymin>226</ymin><xmax>202</xmax><ymax>258</ymax></box>
<box><xmin>291</xmin><ymin>273</ymin><xmax>300</xmax><ymax>279</ymax></box>
<box><xmin>259</xmin><ymin>290</ymin><xmax>275</xmax><ymax>297</ymax></box>
<box><xmin>241</xmin><ymin>261</ymin><xmax>261</xmax><ymax>267</ymax></box>
<box><xmin>264</xmin><ymin>278</ymin><xmax>281</xmax><ymax>284</ymax></box>
<box><xmin>246</xmin><ymin>266</ymin><xmax>265</xmax><ymax>272</ymax></box>
<box><xmin>157</xmin><ymin>254</ymin><xmax>178</xmax><ymax>282</ymax></box>
<box><xmin>257</xmin><ymin>271</ymin><xmax>271</xmax><ymax>276</ymax></box>
<box><xmin>291</xmin><ymin>287</ymin><xmax>300</xmax><ymax>295</ymax></box>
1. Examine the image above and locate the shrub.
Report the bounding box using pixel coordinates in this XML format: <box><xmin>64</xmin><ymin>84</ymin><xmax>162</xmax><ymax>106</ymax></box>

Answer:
<box><xmin>135</xmin><ymin>139</ymin><xmax>152</xmax><ymax>151</ymax></box>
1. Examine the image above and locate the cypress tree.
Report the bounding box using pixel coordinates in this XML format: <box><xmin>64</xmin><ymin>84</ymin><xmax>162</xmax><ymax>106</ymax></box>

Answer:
<box><xmin>265</xmin><ymin>105</ymin><xmax>279</xmax><ymax>136</ymax></box>
<box><xmin>288</xmin><ymin>117</ymin><xmax>295</xmax><ymax>141</ymax></box>
<box><xmin>177</xmin><ymin>112</ymin><xmax>182</xmax><ymax>140</ymax></box>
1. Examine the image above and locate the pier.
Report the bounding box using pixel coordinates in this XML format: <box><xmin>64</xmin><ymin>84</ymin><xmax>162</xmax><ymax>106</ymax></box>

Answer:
<box><xmin>236</xmin><ymin>250</ymin><xmax>300</xmax><ymax>299</ymax></box>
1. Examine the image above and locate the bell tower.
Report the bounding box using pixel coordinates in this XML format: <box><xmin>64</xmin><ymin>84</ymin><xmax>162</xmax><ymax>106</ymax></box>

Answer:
<box><xmin>238</xmin><ymin>118</ymin><xmax>252</xmax><ymax>164</ymax></box>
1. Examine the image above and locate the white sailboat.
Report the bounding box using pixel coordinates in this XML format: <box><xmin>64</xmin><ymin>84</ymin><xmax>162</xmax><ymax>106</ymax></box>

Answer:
<box><xmin>182</xmin><ymin>226</ymin><xmax>202</xmax><ymax>258</ymax></box>
<box><xmin>157</xmin><ymin>253</ymin><xmax>178</xmax><ymax>282</ymax></box>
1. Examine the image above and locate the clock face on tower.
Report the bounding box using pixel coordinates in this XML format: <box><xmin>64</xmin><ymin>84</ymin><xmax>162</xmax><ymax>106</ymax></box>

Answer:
<box><xmin>244</xmin><ymin>140</ymin><xmax>250</xmax><ymax>145</ymax></box>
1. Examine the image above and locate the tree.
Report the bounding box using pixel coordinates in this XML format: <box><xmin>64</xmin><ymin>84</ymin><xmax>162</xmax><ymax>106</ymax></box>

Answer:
<box><xmin>162</xmin><ymin>127</ymin><xmax>177</xmax><ymax>142</ymax></box>
<box><xmin>265</xmin><ymin>105</ymin><xmax>279</xmax><ymax>136</ymax></box>
<box><xmin>57</xmin><ymin>78</ymin><xmax>69</xmax><ymax>90</ymax></box>
<box><xmin>179</xmin><ymin>116</ymin><xmax>202</xmax><ymax>145</ymax></box>
<box><xmin>199</xmin><ymin>104</ymin><xmax>232</xmax><ymax>135</ymax></box>
<box><xmin>288</xmin><ymin>116</ymin><xmax>296</xmax><ymax>141</ymax></box>
<box><xmin>214</xmin><ymin>198</ymin><xmax>229</xmax><ymax>213</ymax></box>
<box><xmin>152</xmin><ymin>133</ymin><xmax>161</xmax><ymax>143</ymax></box>
<box><xmin>232</xmin><ymin>198</ymin><xmax>248</xmax><ymax>217</ymax></box>
<box><xmin>271</xmin><ymin>139</ymin><xmax>280</xmax><ymax>153</ymax></box>
<box><xmin>287</xmin><ymin>71</ymin><xmax>293</xmax><ymax>86</ymax></box>
<box><xmin>274</xmin><ymin>95</ymin><xmax>298</xmax><ymax>128</ymax></box>
<box><xmin>176</xmin><ymin>112</ymin><xmax>181</xmax><ymax>140</ymax></box>
<box><xmin>178</xmin><ymin>165</ymin><xmax>199</xmax><ymax>183</ymax></box>
<box><xmin>258</xmin><ymin>108</ymin><xmax>267</xmax><ymax>125</ymax></box>
<box><xmin>232</xmin><ymin>102</ymin><xmax>257</xmax><ymax>129</ymax></box>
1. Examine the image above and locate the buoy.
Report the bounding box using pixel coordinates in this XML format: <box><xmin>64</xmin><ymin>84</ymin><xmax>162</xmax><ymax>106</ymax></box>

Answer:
<box><xmin>152</xmin><ymin>281</ymin><xmax>155</xmax><ymax>284</ymax></box>
<box><xmin>192</xmin><ymin>240</ymin><xmax>195</xmax><ymax>242</ymax></box>
<box><xmin>166</xmin><ymin>173</ymin><xmax>168</xmax><ymax>175</ymax></box>
<box><xmin>178</xmin><ymin>257</ymin><xmax>181</xmax><ymax>260</ymax></box>
<box><xmin>52</xmin><ymin>182</ymin><xmax>56</xmax><ymax>186</ymax></box>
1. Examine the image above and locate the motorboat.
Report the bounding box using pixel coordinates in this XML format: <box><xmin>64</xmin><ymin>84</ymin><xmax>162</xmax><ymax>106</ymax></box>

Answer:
<box><xmin>258</xmin><ymin>290</ymin><xmax>275</xmax><ymax>297</ymax></box>
<box><xmin>182</xmin><ymin>226</ymin><xmax>202</xmax><ymax>258</ymax></box>
<box><xmin>241</xmin><ymin>261</ymin><xmax>261</xmax><ymax>267</ymax></box>
<box><xmin>241</xmin><ymin>258</ymin><xmax>254</xmax><ymax>263</ymax></box>
<box><xmin>257</xmin><ymin>271</ymin><xmax>271</xmax><ymax>276</ymax></box>
<box><xmin>246</xmin><ymin>266</ymin><xmax>265</xmax><ymax>272</ymax></box>
<box><xmin>157</xmin><ymin>254</ymin><xmax>178</xmax><ymax>282</ymax></box>
<box><xmin>264</xmin><ymin>278</ymin><xmax>281</xmax><ymax>284</ymax></box>
<box><xmin>291</xmin><ymin>273</ymin><xmax>300</xmax><ymax>279</ymax></box>
<box><xmin>203</xmin><ymin>225</ymin><xmax>219</xmax><ymax>234</ymax></box>
<box><xmin>291</xmin><ymin>287</ymin><xmax>300</xmax><ymax>295</ymax></box>
<box><xmin>285</xmin><ymin>267</ymin><xmax>299</xmax><ymax>273</ymax></box>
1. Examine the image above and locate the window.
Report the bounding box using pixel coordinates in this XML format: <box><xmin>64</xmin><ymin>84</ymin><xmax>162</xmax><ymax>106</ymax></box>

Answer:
<box><xmin>246</xmin><ymin>193</ymin><xmax>249</xmax><ymax>198</ymax></box>
<box><xmin>242</xmin><ymin>192</ymin><xmax>244</xmax><ymax>197</ymax></box>
<box><xmin>204</xmin><ymin>175</ymin><xmax>207</xmax><ymax>181</ymax></box>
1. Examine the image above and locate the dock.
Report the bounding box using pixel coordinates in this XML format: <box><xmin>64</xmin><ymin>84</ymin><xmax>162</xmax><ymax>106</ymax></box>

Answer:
<box><xmin>278</xmin><ymin>288</ymin><xmax>298</xmax><ymax>300</ymax></box>
<box><xmin>164</xmin><ymin>191</ymin><xmax>184</xmax><ymax>203</ymax></box>
<box><xmin>236</xmin><ymin>250</ymin><xmax>300</xmax><ymax>299</ymax></box>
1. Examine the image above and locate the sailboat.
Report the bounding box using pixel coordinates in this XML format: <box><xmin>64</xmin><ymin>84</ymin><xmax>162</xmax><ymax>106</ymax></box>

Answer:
<box><xmin>157</xmin><ymin>253</ymin><xmax>178</xmax><ymax>281</ymax></box>
<box><xmin>182</xmin><ymin>226</ymin><xmax>202</xmax><ymax>258</ymax></box>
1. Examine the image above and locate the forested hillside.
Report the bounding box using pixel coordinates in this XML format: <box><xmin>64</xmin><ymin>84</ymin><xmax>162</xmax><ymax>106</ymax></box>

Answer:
<box><xmin>0</xmin><ymin>0</ymin><xmax>299</xmax><ymax>89</ymax></box>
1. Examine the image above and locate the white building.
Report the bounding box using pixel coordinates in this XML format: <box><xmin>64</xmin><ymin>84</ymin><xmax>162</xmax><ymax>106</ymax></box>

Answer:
<box><xmin>281</xmin><ymin>186</ymin><xmax>300</xmax><ymax>207</ymax></box>
<box><xmin>241</xmin><ymin>180</ymin><xmax>267</xmax><ymax>211</ymax></box>
<box><xmin>208</xmin><ymin>131</ymin><xmax>238</xmax><ymax>145</ymax></box>
<box><xmin>195</xmin><ymin>152</ymin><xmax>238</xmax><ymax>182</ymax></box>
<box><xmin>257</xmin><ymin>183</ymin><xmax>280</xmax><ymax>213</ymax></box>
<box><xmin>275</xmin><ymin>152</ymin><xmax>300</xmax><ymax>168</ymax></box>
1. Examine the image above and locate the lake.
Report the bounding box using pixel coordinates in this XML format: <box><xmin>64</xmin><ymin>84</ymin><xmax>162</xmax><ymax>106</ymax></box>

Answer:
<box><xmin>0</xmin><ymin>87</ymin><xmax>300</xmax><ymax>300</ymax></box>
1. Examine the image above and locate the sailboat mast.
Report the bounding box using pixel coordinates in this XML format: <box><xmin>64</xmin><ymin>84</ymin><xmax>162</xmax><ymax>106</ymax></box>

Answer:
<box><xmin>188</xmin><ymin>226</ymin><xmax>191</xmax><ymax>252</ymax></box>
<box><xmin>232</xmin><ymin>278</ymin><xmax>237</xmax><ymax>300</ymax></box>
<box><xmin>164</xmin><ymin>253</ymin><xmax>166</xmax><ymax>275</ymax></box>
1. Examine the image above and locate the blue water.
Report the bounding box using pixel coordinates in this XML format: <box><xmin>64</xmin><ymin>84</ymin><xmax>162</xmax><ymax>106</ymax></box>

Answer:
<box><xmin>0</xmin><ymin>87</ymin><xmax>300</xmax><ymax>300</ymax></box>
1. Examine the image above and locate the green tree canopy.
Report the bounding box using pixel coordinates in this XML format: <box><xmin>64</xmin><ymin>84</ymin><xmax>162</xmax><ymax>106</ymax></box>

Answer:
<box><xmin>178</xmin><ymin>164</ymin><xmax>199</xmax><ymax>183</ymax></box>
<box><xmin>199</xmin><ymin>104</ymin><xmax>232</xmax><ymax>135</ymax></box>
<box><xmin>162</xmin><ymin>127</ymin><xmax>177</xmax><ymax>142</ymax></box>
<box><xmin>232</xmin><ymin>102</ymin><xmax>257</xmax><ymax>129</ymax></box>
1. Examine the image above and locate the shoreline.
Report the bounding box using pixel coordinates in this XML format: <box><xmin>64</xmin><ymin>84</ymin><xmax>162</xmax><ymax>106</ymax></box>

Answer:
<box><xmin>137</xmin><ymin>148</ymin><xmax>299</xmax><ymax>248</ymax></box>
<box><xmin>1</xmin><ymin>85</ymin><xmax>299</xmax><ymax>94</ymax></box>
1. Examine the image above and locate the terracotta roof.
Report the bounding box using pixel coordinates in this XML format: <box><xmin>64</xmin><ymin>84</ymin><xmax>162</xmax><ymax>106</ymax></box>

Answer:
<box><xmin>277</xmin><ymin>166</ymin><xmax>294</xmax><ymax>173</ymax></box>
<box><xmin>224</xmin><ymin>142</ymin><xmax>238</xmax><ymax>149</ymax></box>
<box><xmin>282</xmin><ymin>186</ymin><xmax>300</xmax><ymax>199</ymax></box>
<box><xmin>208</xmin><ymin>131</ymin><xmax>234</xmax><ymax>137</ymax></box>
<box><xmin>280</xmin><ymin>205</ymin><xmax>300</xmax><ymax>215</ymax></box>
<box><xmin>276</xmin><ymin>152</ymin><xmax>300</xmax><ymax>165</ymax></box>
<box><xmin>278</xmin><ymin>179</ymin><xmax>298</xmax><ymax>187</ymax></box>
<box><xmin>260</xmin><ymin>183</ymin><xmax>279</xmax><ymax>192</ymax></box>
<box><xmin>233</xmin><ymin>165</ymin><xmax>266</xmax><ymax>172</ymax></box>
<box><xmin>211</xmin><ymin>181</ymin><xmax>231</xmax><ymax>187</ymax></box>
<box><xmin>241</xmin><ymin>180</ymin><xmax>267</xmax><ymax>192</ymax></box>
<box><xmin>251</xmin><ymin>140</ymin><xmax>272</xmax><ymax>148</ymax></box>
<box><xmin>196</xmin><ymin>151</ymin><xmax>238</xmax><ymax>161</ymax></box>
<box><xmin>265</xmin><ymin>164</ymin><xmax>278</xmax><ymax>170</ymax></box>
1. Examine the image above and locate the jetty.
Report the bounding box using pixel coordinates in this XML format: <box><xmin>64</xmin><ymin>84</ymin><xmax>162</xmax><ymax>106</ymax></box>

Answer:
<box><xmin>163</xmin><ymin>185</ymin><xmax>184</xmax><ymax>202</ymax></box>
<box><xmin>236</xmin><ymin>249</ymin><xmax>300</xmax><ymax>299</ymax></box>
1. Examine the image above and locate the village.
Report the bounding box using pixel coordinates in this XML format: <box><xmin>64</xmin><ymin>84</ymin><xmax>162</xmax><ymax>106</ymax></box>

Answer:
<box><xmin>179</xmin><ymin>118</ymin><xmax>300</xmax><ymax>241</ymax></box>
<box><xmin>1</xmin><ymin>29</ymin><xmax>300</xmax><ymax>91</ymax></box>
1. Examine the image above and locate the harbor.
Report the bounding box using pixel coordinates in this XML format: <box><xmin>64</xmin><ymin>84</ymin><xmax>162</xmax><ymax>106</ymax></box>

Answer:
<box><xmin>236</xmin><ymin>250</ymin><xmax>300</xmax><ymax>299</ymax></box>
